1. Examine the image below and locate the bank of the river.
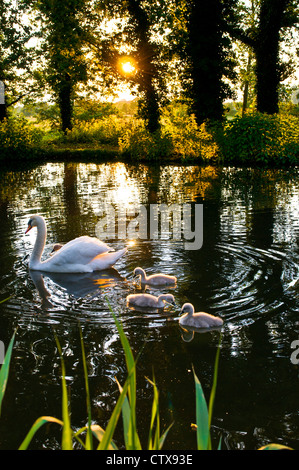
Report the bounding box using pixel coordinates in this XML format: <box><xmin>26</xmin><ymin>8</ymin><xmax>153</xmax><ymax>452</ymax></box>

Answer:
<box><xmin>1</xmin><ymin>143</ymin><xmax>298</xmax><ymax>172</ymax></box>
<box><xmin>1</xmin><ymin>111</ymin><xmax>299</xmax><ymax>169</ymax></box>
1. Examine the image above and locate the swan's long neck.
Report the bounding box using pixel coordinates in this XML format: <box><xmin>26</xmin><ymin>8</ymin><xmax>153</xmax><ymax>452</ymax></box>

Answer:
<box><xmin>29</xmin><ymin>217</ymin><xmax>47</xmax><ymax>268</ymax></box>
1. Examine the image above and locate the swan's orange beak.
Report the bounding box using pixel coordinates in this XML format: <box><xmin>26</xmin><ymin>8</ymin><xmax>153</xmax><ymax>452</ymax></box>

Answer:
<box><xmin>25</xmin><ymin>224</ymin><xmax>32</xmax><ymax>234</ymax></box>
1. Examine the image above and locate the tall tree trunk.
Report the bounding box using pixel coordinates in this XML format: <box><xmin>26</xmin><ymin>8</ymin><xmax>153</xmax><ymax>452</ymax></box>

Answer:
<box><xmin>0</xmin><ymin>103</ymin><xmax>7</xmax><ymax>121</ymax></box>
<box><xmin>57</xmin><ymin>75</ymin><xmax>73</xmax><ymax>133</ymax></box>
<box><xmin>187</xmin><ymin>0</ymin><xmax>227</xmax><ymax>125</ymax></box>
<box><xmin>127</xmin><ymin>0</ymin><xmax>160</xmax><ymax>133</ymax></box>
<box><xmin>255</xmin><ymin>0</ymin><xmax>290</xmax><ymax>114</ymax></box>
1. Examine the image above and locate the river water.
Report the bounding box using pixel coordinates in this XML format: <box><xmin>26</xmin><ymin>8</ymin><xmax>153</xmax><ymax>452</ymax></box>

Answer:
<box><xmin>0</xmin><ymin>161</ymin><xmax>298</xmax><ymax>450</ymax></box>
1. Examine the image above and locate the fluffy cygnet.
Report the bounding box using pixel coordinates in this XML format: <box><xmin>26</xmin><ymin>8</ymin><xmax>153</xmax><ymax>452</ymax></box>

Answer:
<box><xmin>179</xmin><ymin>303</ymin><xmax>223</xmax><ymax>328</ymax></box>
<box><xmin>133</xmin><ymin>267</ymin><xmax>177</xmax><ymax>286</ymax></box>
<box><xmin>126</xmin><ymin>293</ymin><xmax>175</xmax><ymax>309</ymax></box>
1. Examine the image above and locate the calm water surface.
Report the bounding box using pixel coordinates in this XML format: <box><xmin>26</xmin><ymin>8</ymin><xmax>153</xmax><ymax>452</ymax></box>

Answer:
<box><xmin>0</xmin><ymin>161</ymin><xmax>298</xmax><ymax>450</ymax></box>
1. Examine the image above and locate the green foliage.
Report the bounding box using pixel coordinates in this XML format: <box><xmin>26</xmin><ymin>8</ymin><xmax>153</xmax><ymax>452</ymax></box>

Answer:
<box><xmin>161</xmin><ymin>102</ymin><xmax>219</xmax><ymax>161</ymax></box>
<box><xmin>0</xmin><ymin>331</ymin><xmax>15</xmax><ymax>417</ymax></box>
<box><xmin>0</xmin><ymin>0</ymin><xmax>37</xmax><ymax>119</ymax></box>
<box><xmin>73</xmin><ymin>100</ymin><xmax>117</xmax><ymax>122</ymax></box>
<box><xmin>118</xmin><ymin>119</ymin><xmax>173</xmax><ymax>160</ymax></box>
<box><xmin>0</xmin><ymin>117</ymin><xmax>42</xmax><ymax>157</ymax></box>
<box><xmin>37</xmin><ymin>0</ymin><xmax>89</xmax><ymax>131</ymax></box>
<box><xmin>62</xmin><ymin>116</ymin><xmax>128</xmax><ymax>145</ymax></box>
<box><xmin>216</xmin><ymin>112</ymin><xmax>299</xmax><ymax>165</ymax></box>
<box><xmin>193</xmin><ymin>336</ymin><xmax>222</xmax><ymax>450</ymax></box>
<box><xmin>259</xmin><ymin>443</ymin><xmax>293</xmax><ymax>450</ymax></box>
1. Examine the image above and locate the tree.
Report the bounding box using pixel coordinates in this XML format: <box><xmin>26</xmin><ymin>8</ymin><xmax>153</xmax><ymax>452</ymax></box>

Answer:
<box><xmin>36</xmin><ymin>0</ymin><xmax>88</xmax><ymax>132</ymax></box>
<box><xmin>125</xmin><ymin>0</ymin><xmax>161</xmax><ymax>133</ymax></box>
<box><xmin>0</xmin><ymin>0</ymin><xmax>36</xmax><ymax>121</ymax></box>
<box><xmin>255</xmin><ymin>0</ymin><xmax>292</xmax><ymax>114</ymax></box>
<box><xmin>183</xmin><ymin>0</ymin><xmax>237</xmax><ymax>126</ymax></box>
<box><xmin>229</xmin><ymin>0</ymin><xmax>299</xmax><ymax>114</ymax></box>
<box><xmin>83</xmin><ymin>0</ymin><xmax>176</xmax><ymax>133</ymax></box>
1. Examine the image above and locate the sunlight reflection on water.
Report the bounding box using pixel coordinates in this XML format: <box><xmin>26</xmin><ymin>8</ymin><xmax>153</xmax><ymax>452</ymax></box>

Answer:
<box><xmin>0</xmin><ymin>162</ymin><xmax>298</xmax><ymax>450</ymax></box>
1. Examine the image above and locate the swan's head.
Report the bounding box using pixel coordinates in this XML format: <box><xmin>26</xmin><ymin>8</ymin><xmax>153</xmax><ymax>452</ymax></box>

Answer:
<box><xmin>180</xmin><ymin>303</ymin><xmax>194</xmax><ymax>315</ymax></box>
<box><xmin>25</xmin><ymin>215</ymin><xmax>44</xmax><ymax>234</ymax></box>
<box><xmin>25</xmin><ymin>216</ymin><xmax>38</xmax><ymax>234</ymax></box>
<box><xmin>133</xmin><ymin>267</ymin><xmax>145</xmax><ymax>277</ymax></box>
<box><xmin>134</xmin><ymin>267</ymin><xmax>145</xmax><ymax>275</ymax></box>
<box><xmin>160</xmin><ymin>294</ymin><xmax>176</xmax><ymax>306</ymax></box>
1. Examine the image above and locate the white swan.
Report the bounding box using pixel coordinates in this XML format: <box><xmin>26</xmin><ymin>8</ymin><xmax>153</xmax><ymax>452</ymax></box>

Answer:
<box><xmin>25</xmin><ymin>215</ymin><xmax>127</xmax><ymax>273</ymax></box>
<box><xmin>126</xmin><ymin>293</ymin><xmax>175</xmax><ymax>309</ymax></box>
<box><xmin>179</xmin><ymin>303</ymin><xmax>223</xmax><ymax>328</ymax></box>
<box><xmin>133</xmin><ymin>267</ymin><xmax>177</xmax><ymax>286</ymax></box>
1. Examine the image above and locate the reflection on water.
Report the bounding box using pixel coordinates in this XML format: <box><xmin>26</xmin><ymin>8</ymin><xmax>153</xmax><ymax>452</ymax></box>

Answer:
<box><xmin>0</xmin><ymin>161</ymin><xmax>298</xmax><ymax>450</ymax></box>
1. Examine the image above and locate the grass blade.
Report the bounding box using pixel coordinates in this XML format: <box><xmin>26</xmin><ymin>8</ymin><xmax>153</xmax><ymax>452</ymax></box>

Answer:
<box><xmin>158</xmin><ymin>422</ymin><xmax>174</xmax><ymax>450</ymax></box>
<box><xmin>146</xmin><ymin>376</ymin><xmax>159</xmax><ymax>450</ymax></box>
<box><xmin>79</xmin><ymin>325</ymin><xmax>93</xmax><ymax>450</ymax></box>
<box><xmin>19</xmin><ymin>416</ymin><xmax>63</xmax><ymax>450</ymax></box>
<box><xmin>259</xmin><ymin>444</ymin><xmax>293</xmax><ymax>450</ymax></box>
<box><xmin>106</xmin><ymin>298</ymin><xmax>142</xmax><ymax>450</ymax></box>
<box><xmin>97</xmin><ymin>371</ymin><xmax>133</xmax><ymax>449</ymax></box>
<box><xmin>208</xmin><ymin>337</ymin><xmax>221</xmax><ymax>430</ymax></box>
<box><xmin>90</xmin><ymin>425</ymin><xmax>118</xmax><ymax>450</ymax></box>
<box><xmin>193</xmin><ymin>366</ymin><xmax>209</xmax><ymax>450</ymax></box>
<box><xmin>0</xmin><ymin>331</ymin><xmax>16</xmax><ymax>417</ymax></box>
<box><xmin>115</xmin><ymin>377</ymin><xmax>131</xmax><ymax>449</ymax></box>
<box><xmin>55</xmin><ymin>334</ymin><xmax>73</xmax><ymax>450</ymax></box>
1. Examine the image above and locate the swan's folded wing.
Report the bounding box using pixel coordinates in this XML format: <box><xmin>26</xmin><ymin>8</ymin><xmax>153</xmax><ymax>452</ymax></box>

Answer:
<box><xmin>88</xmin><ymin>248</ymin><xmax>127</xmax><ymax>271</ymax></box>
<box><xmin>49</xmin><ymin>236</ymin><xmax>112</xmax><ymax>267</ymax></box>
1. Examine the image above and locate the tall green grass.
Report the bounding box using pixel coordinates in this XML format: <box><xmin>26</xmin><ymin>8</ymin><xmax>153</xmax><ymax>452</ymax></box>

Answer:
<box><xmin>193</xmin><ymin>336</ymin><xmax>222</xmax><ymax>450</ymax></box>
<box><xmin>0</xmin><ymin>305</ymin><xmax>293</xmax><ymax>450</ymax></box>
<box><xmin>0</xmin><ymin>332</ymin><xmax>15</xmax><ymax>417</ymax></box>
<box><xmin>17</xmin><ymin>301</ymin><xmax>173</xmax><ymax>450</ymax></box>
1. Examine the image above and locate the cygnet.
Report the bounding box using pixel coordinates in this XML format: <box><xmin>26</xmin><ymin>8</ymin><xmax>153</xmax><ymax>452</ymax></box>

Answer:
<box><xmin>179</xmin><ymin>303</ymin><xmax>223</xmax><ymax>328</ymax></box>
<box><xmin>126</xmin><ymin>293</ymin><xmax>175</xmax><ymax>309</ymax></box>
<box><xmin>133</xmin><ymin>267</ymin><xmax>177</xmax><ymax>286</ymax></box>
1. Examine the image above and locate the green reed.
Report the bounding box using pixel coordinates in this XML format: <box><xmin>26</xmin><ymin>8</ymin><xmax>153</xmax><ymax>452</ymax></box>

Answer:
<box><xmin>17</xmin><ymin>300</ymin><xmax>173</xmax><ymax>450</ymax></box>
<box><xmin>0</xmin><ymin>300</ymin><xmax>292</xmax><ymax>450</ymax></box>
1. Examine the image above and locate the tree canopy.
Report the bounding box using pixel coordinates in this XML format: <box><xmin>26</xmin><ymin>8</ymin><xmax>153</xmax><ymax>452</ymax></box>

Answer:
<box><xmin>0</xmin><ymin>0</ymin><xmax>298</xmax><ymax>129</ymax></box>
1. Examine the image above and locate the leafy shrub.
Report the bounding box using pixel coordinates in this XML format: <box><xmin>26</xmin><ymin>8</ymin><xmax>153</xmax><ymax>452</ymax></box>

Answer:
<box><xmin>217</xmin><ymin>112</ymin><xmax>299</xmax><ymax>165</ymax></box>
<box><xmin>118</xmin><ymin>120</ymin><xmax>173</xmax><ymax>160</ymax></box>
<box><xmin>62</xmin><ymin>116</ymin><xmax>129</xmax><ymax>146</ymax></box>
<box><xmin>161</xmin><ymin>103</ymin><xmax>219</xmax><ymax>161</ymax></box>
<box><xmin>0</xmin><ymin>118</ymin><xmax>42</xmax><ymax>158</ymax></box>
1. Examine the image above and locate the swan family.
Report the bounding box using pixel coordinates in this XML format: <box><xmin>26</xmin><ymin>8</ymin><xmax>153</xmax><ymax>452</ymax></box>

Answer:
<box><xmin>26</xmin><ymin>215</ymin><xmax>224</xmax><ymax>330</ymax></box>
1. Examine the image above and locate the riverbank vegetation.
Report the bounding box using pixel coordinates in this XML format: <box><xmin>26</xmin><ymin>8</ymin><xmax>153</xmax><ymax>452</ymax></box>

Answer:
<box><xmin>0</xmin><ymin>0</ymin><xmax>298</xmax><ymax>166</ymax></box>
<box><xmin>1</xmin><ymin>100</ymin><xmax>299</xmax><ymax>166</ymax></box>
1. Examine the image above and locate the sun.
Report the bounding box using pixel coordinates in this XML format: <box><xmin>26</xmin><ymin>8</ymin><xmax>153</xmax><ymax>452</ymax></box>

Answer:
<box><xmin>117</xmin><ymin>56</ymin><xmax>137</xmax><ymax>76</ymax></box>
<box><xmin>122</xmin><ymin>61</ymin><xmax>136</xmax><ymax>74</ymax></box>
